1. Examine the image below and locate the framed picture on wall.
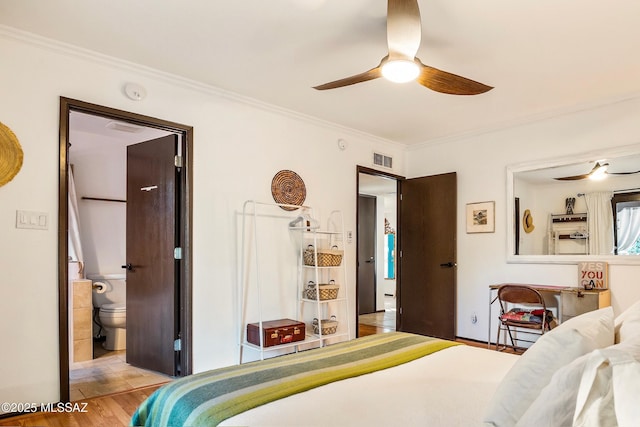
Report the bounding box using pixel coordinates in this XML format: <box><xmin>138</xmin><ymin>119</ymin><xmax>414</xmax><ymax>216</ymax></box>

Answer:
<box><xmin>466</xmin><ymin>201</ymin><xmax>495</xmax><ymax>233</ymax></box>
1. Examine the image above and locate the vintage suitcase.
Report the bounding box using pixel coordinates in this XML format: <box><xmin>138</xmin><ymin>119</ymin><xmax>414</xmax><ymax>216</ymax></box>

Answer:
<box><xmin>246</xmin><ymin>318</ymin><xmax>306</xmax><ymax>347</ymax></box>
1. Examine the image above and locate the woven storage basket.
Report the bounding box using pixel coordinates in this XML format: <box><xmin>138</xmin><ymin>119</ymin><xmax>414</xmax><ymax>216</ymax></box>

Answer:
<box><xmin>303</xmin><ymin>245</ymin><xmax>343</xmax><ymax>267</ymax></box>
<box><xmin>312</xmin><ymin>316</ymin><xmax>338</xmax><ymax>335</ymax></box>
<box><xmin>303</xmin><ymin>280</ymin><xmax>340</xmax><ymax>300</ymax></box>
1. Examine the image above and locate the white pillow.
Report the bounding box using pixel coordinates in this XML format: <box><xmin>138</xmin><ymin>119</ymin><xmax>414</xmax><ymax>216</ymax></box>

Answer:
<box><xmin>483</xmin><ymin>307</ymin><xmax>614</xmax><ymax>427</ymax></box>
<box><xmin>573</xmin><ymin>346</ymin><xmax>640</xmax><ymax>427</ymax></box>
<box><xmin>516</xmin><ymin>336</ymin><xmax>640</xmax><ymax>427</ymax></box>
<box><xmin>614</xmin><ymin>299</ymin><xmax>640</xmax><ymax>343</ymax></box>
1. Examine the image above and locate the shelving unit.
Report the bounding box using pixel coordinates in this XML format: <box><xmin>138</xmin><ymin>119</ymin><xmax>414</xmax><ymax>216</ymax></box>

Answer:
<box><xmin>548</xmin><ymin>213</ymin><xmax>589</xmax><ymax>255</ymax></box>
<box><xmin>295</xmin><ymin>211</ymin><xmax>351</xmax><ymax>347</ymax></box>
<box><xmin>239</xmin><ymin>201</ymin><xmax>350</xmax><ymax>364</ymax></box>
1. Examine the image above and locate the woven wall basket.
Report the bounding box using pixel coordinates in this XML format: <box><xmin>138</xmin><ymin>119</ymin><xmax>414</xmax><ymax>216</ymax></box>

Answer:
<box><xmin>271</xmin><ymin>169</ymin><xmax>306</xmax><ymax>211</ymax></box>
<box><xmin>0</xmin><ymin>121</ymin><xmax>23</xmax><ymax>187</ymax></box>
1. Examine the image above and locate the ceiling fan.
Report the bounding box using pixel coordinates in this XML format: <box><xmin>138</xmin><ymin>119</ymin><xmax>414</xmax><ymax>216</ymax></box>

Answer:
<box><xmin>554</xmin><ymin>162</ymin><xmax>640</xmax><ymax>181</ymax></box>
<box><xmin>313</xmin><ymin>0</ymin><xmax>493</xmax><ymax>94</ymax></box>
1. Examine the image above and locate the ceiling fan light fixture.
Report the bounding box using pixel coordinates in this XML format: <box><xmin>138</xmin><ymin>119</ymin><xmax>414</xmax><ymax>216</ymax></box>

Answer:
<box><xmin>589</xmin><ymin>163</ymin><xmax>608</xmax><ymax>180</ymax></box>
<box><xmin>381</xmin><ymin>60</ymin><xmax>420</xmax><ymax>83</ymax></box>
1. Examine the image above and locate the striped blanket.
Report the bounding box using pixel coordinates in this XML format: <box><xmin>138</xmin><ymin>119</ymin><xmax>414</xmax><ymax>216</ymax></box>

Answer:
<box><xmin>131</xmin><ymin>332</ymin><xmax>460</xmax><ymax>427</ymax></box>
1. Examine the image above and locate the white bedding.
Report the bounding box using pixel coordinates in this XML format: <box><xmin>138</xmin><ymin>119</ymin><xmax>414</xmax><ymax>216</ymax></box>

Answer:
<box><xmin>221</xmin><ymin>345</ymin><xmax>519</xmax><ymax>427</ymax></box>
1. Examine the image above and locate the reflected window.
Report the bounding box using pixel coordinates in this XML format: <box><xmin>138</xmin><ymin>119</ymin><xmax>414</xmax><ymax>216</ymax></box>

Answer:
<box><xmin>613</xmin><ymin>192</ymin><xmax>640</xmax><ymax>255</ymax></box>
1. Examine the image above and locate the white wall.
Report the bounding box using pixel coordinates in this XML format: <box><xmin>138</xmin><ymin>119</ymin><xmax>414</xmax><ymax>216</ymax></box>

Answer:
<box><xmin>406</xmin><ymin>95</ymin><xmax>640</xmax><ymax>343</ymax></box>
<box><xmin>0</xmin><ymin>31</ymin><xmax>405</xmax><ymax>407</ymax></box>
<box><xmin>70</xmin><ymin>133</ymin><xmax>127</xmax><ymax>276</ymax></box>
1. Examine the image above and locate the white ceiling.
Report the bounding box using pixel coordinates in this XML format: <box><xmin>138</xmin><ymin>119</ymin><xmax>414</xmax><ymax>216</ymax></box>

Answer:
<box><xmin>359</xmin><ymin>173</ymin><xmax>397</xmax><ymax>195</ymax></box>
<box><xmin>68</xmin><ymin>111</ymin><xmax>172</xmax><ymax>154</ymax></box>
<box><xmin>2</xmin><ymin>0</ymin><xmax>640</xmax><ymax>145</ymax></box>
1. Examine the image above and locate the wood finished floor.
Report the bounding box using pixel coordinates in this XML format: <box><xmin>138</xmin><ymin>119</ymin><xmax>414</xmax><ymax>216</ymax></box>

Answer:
<box><xmin>0</xmin><ymin>384</ymin><xmax>162</xmax><ymax>427</ymax></box>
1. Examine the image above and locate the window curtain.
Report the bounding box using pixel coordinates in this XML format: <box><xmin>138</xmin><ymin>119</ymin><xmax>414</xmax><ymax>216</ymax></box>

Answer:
<box><xmin>583</xmin><ymin>191</ymin><xmax>614</xmax><ymax>255</ymax></box>
<box><xmin>616</xmin><ymin>206</ymin><xmax>640</xmax><ymax>254</ymax></box>
<box><xmin>68</xmin><ymin>167</ymin><xmax>84</xmax><ymax>277</ymax></box>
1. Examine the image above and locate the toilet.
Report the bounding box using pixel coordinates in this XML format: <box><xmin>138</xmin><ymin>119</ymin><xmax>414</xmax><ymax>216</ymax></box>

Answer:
<box><xmin>89</xmin><ymin>273</ymin><xmax>126</xmax><ymax>351</ymax></box>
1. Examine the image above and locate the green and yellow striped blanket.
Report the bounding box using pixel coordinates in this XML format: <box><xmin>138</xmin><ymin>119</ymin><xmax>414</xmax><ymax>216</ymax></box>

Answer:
<box><xmin>131</xmin><ymin>332</ymin><xmax>459</xmax><ymax>427</ymax></box>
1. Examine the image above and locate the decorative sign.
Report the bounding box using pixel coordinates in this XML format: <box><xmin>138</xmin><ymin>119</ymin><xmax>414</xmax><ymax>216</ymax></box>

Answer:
<box><xmin>578</xmin><ymin>261</ymin><xmax>608</xmax><ymax>290</ymax></box>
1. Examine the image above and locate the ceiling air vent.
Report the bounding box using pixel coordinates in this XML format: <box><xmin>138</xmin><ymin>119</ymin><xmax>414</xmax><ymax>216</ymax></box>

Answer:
<box><xmin>373</xmin><ymin>152</ymin><xmax>393</xmax><ymax>169</ymax></box>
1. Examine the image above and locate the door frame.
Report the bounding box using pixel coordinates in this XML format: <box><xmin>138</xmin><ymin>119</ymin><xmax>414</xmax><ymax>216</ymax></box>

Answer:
<box><xmin>58</xmin><ymin>97</ymin><xmax>193</xmax><ymax>401</ymax></box>
<box><xmin>356</xmin><ymin>166</ymin><xmax>404</xmax><ymax>336</ymax></box>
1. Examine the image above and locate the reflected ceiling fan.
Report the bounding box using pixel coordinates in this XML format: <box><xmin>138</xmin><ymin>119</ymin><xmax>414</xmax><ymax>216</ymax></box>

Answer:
<box><xmin>554</xmin><ymin>162</ymin><xmax>640</xmax><ymax>181</ymax></box>
<box><xmin>313</xmin><ymin>0</ymin><xmax>493</xmax><ymax>94</ymax></box>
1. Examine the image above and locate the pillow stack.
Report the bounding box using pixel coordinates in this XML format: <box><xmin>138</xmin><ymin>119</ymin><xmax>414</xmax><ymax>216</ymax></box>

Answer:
<box><xmin>484</xmin><ymin>302</ymin><xmax>640</xmax><ymax>427</ymax></box>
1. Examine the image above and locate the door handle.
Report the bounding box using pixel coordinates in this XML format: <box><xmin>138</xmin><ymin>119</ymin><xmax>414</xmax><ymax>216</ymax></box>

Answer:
<box><xmin>439</xmin><ymin>262</ymin><xmax>457</xmax><ymax>268</ymax></box>
<box><xmin>121</xmin><ymin>263</ymin><xmax>134</xmax><ymax>271</ymax></box>
<box><xmin>365</xmin><ymin>257</ymin><xmax>375</xmax><ymax>263</ymax></box>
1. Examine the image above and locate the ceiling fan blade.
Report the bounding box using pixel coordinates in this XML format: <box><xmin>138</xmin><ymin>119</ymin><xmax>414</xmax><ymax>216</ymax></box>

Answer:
<box><xmin>553</xmin><ymin>174</ymin><xmax>590</xmax><ymax>181</ymax></box>
<box><xmin>608</xmin><ymin>170</ymin><xmax>640</xmax><ymax>175</ymax></box>
<box><xmin>313</xmin><ymin>66</ymin><xmax>382</xmax><ymax>90</ymax></box>
<box><xmin>554</xmin><ymin>162</ymin><xmax>603</xmax><ymax>181</ymax></box>
<box><xmin>416</xmin><ymin>62</ymin><xmax>493</xmax><ymax>95</ymax></box>
<box><xmin>387</xmin><ymin>0</ymin><xmax>422</xmax><ymax>60</ymax></box>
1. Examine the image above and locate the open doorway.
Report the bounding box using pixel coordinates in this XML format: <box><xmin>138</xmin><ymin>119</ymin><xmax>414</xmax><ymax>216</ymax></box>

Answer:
<box><xmin>357</xmin><ymin>167</ymin><xmax>401</xmax><ymax>337</ymax></box>
<box><xmin>58</xmin><ymin>98</ymin><xmax>193</xmax><ymax>402</ymax></box>
<box><xmin>357</xmin><ymin>167</ymin><xmax>458</xmax><ymax>339</ymax></box>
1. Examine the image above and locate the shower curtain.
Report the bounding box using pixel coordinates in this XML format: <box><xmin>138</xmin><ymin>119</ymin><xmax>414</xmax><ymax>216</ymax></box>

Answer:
<box><xmin>584</xmin><ymin>191</ymin><xmax>614</xmax><ymax>255</ymax></box>
<box><xmin>68</xmin><ymin>167</ymin><xmax>84</xmax><ymax>277</ymax></box>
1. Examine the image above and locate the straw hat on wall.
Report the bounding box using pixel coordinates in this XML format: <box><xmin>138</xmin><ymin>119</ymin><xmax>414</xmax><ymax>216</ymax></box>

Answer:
<box><xmin>0</xmin><ymin>121</ymin><xmax>23</xmax><ymax>187</ymax></box>
<box><xmin>523</xmin><ymin>209</ymin><xmax>535</xmax><ymax>233</ymax></box>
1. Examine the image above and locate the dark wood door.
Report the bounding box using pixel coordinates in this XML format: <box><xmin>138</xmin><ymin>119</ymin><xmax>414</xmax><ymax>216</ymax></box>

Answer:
<box><xmin>358</xmin><ymin>195</ymin><xmax>377</xmax><ymax>315</ymax></box>
<box><xmin>126</xmin><ymin>135</ymin><xmax>179</xmax><ymax>376</ymax></box>
<box><xmin>398</xmin><ymin>172</ymin><xmax>457</xmax><ymax>339</ymax></box>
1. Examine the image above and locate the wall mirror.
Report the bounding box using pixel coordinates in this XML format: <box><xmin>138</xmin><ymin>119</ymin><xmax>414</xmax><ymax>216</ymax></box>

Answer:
<box><xmin>507</xmin><ymin>144</ymin><xmax>640</xmax><ymax>264</ymax></box>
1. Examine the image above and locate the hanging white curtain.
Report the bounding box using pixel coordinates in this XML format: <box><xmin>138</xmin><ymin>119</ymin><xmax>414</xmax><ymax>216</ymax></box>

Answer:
<box><xmin>583</xmin><ymin>191</ymin><xmax>614</xmax><ymax>255</ymax></box>
<box><xmin>616</xmin><ymin>206</ymin><xmax>640</xmax><ymax>254</ymax></box>
<box><xmin>68</xmin><ymin>167</ymin><xmax>84</xmax><ymax>277</ymax></box>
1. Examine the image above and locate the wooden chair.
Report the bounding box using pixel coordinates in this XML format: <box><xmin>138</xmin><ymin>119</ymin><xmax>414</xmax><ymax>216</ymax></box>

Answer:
<box><xmin>495</xmin><ymin>285</ymin><xmax>554</xmax><ymax>352</ymax></box>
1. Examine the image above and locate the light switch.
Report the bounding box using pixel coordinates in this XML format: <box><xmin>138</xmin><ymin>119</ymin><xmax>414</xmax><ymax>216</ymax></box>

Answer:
<box><xmin>16</xmin><ymin>210</ymin><xmax>48</xmax><ymax>230</ymax></box>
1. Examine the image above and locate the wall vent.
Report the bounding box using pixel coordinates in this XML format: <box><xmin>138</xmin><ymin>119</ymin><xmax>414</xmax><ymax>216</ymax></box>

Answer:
<box><xmin>373</xmin><ymin>152</ymin><xmax>393</xmax><ymax>169</ymax></box>
<box><xmin>105</xmin><ymin>121</ymin><xmax>144</xmax><ymax>133</ymax></box>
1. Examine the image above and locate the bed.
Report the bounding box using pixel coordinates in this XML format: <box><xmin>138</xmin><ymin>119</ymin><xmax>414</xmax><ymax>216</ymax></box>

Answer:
<box><xmin>131</xmin><ymin>303</ymin><xmax>640</xmax><ymax>427</ymax></box>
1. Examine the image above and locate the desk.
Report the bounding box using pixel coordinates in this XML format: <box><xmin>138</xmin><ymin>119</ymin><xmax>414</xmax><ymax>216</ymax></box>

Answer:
<box><xmin>488</xmin><ymin>284</ymin><xmax>611</xmax><ymax>348</ymax></box>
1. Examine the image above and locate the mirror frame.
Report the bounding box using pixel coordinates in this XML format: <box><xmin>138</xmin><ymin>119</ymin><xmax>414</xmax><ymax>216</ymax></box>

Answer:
<box><xmin>506</xmin><ymin>143</ymin><xmax>640</xmax><ymax>265</ymax></box>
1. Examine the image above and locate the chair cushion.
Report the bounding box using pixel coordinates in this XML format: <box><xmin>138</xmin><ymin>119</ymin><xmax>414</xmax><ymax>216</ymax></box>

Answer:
<box><xmin>500</xmin><ymin>308</ymin><xmax>553</xmax><ymax>324</ymax></box>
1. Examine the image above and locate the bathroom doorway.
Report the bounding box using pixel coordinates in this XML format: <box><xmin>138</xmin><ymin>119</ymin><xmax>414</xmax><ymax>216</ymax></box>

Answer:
<box><xmin>58</xmin><ymin>98</ymin><xmax>193</xmax><ymax>401</ymax></box>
